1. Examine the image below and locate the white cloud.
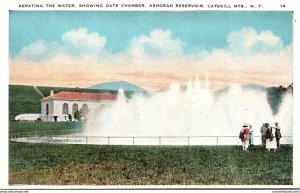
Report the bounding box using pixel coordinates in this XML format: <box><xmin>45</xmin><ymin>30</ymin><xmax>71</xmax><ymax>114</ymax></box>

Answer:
<box><xmin>17</xmin><ymin>40</ymin><xmax>51</xmax><ymax>61</ymax></box>
<box><xmin>15</xmin><ymin>27</ymin><xmax>287</xmax><ymax>64</ymax></box>
<box><xmin>227</xmin><ymin>27</ymin><xmax>284</xmax><ymax>55</ymax></box>
<box><xmin>14</xmin><ymin>28</ymin><xmax>107</xmax><ymax>61</ymax></box>
<box><xmin>128</xmin><ymin>29</ymin><xmax>184</xmax><ymax>57</ymax></box>
<box><xmin>11</xmin><ymin>27</ymin><xmax>292</xmax><ymax>90</ymax></box>
<box><xmin>62</xmin><ymin>28</ymin><xmax>106</xmax><ymax>54</ymax></box>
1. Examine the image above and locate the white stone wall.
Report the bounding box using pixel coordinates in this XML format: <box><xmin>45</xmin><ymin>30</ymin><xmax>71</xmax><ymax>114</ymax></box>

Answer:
<box><xmin>41</xmin><ymin>99</ymin><xmax>113</xmax><ymax>122</ymax></box>
<box><xmin>41</xmin><ymin>100</ymin><xmax>54</xmax><ymax>121</ymax></box>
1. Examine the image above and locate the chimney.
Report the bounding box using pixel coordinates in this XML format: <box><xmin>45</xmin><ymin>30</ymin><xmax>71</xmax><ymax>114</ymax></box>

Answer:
<box><xmin>50</xmin><ymin>90</ymin><xmax>54</xmax><ymax>97</ymax></box>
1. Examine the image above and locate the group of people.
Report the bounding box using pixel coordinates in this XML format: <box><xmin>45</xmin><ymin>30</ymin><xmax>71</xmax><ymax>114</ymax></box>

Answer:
<box><xmin>239</xmin><ymin>122</ymin><xmax>282</xmax><ymax>152</ymax></box>
<box><xmin>261</xmin><ymin>122</ymin><xmax>282</xmax><ymax>152</ymax></box>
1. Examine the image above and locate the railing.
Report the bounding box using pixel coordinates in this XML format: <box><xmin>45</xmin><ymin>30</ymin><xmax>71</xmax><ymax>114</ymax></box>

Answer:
<box><xmin>10</xmin><ymin>134</ymin><xmax>293</xmax><ymax>146</ymax></box>
<box><xmin>10</xmin><ymin>128</ymin><xmax>82</xmax><ymax>138</ymax></box>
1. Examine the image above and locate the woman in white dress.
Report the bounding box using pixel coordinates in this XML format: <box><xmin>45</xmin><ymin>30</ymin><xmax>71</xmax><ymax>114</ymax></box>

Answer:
<box><xmin>265</xmin><ymin>125</ymin><xmax>277</xmax><ymax>152</ymax></box>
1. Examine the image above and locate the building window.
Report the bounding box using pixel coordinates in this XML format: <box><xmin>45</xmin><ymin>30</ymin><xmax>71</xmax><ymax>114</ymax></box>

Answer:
<box><xmin>72</xmin><ymin>103</ymin><xmax>78</xmax><ymax>114</ymax></box>
<box><xmin>46</xmin><ymin>104</ymin><xmax>49</xmax><ymax>115</ymax></box>
<box><xmin>62</xmin><ymin>103</ymin><xmax>69</xmax><ymax>114</ymax></box>
<box><xmin>82</xmin><ymin>104</ymin><xmax>89</xmax><ymax>114</ymax></box>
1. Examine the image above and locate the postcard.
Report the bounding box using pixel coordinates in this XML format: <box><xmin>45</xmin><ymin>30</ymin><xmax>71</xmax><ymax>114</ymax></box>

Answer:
<box><xmin>1</xmin><ymin>0</ymin><xmax>299</xmax><ymax>191</ymax></box>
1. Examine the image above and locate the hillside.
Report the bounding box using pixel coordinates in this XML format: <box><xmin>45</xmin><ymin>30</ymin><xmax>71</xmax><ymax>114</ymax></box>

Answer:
<box><xmin>37</xmin><ymin>85</ymin><xmax>138</xmax><ymax>100</ymax></box>
<box><xmin>215</xmin><ymin>83</ymin><xmax>267</xmax><ymax>95</ymax></box>
<box><xmin>9</xmin><ymin>85</ymin><xmax>42</xmax><ymax>121</ymax></box>
<box><xmin>37</xmin><ymin>86</ymin><xmax>118</xmax><ymax>97</ymax></box>
<box><xmin>9</xmin><ymin>85</ymin><xmax>139</xmax><ymax>121</ymax></box>
<box><xmin>9</xmin><ymin>85</ymin><xmax>116</xmax><ymax>121</ymax></box>
<box><xmin>243</xmin><ymin>83</ymin><xmax>267</xmax><ymax>91</ymax></box>
<box><xmin>214</xmin><ymin>83</ymin><xmax>290</xmax><ymax>115</ymax></box>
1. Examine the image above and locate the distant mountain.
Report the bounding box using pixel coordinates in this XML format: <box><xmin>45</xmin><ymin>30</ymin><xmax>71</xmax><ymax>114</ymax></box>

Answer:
<box><xmin>214</xmin><ymin>83</ymin><xmax>290</xmax><ymax>115</ymax></box>
<box><xmin>215</xmin><ymin>84</ymin><xmax>267</xmax><ymax>95</ymax></box>
<box><xmin>243</xmin><ymin>84</ymin><xmax>267</xmax><ymax>91</ymax></box>
<box><xmin>88</xmin><ymin>81</ymin><xmax>147</xmax><ymax>92</ymax></box>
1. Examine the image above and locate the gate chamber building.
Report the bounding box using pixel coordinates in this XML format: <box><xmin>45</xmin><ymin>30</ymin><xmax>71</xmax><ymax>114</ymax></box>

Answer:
<box><xmin>40</xmin><ymin>90</ymin><xmax>117</xmax><ymax>122</ymax></box>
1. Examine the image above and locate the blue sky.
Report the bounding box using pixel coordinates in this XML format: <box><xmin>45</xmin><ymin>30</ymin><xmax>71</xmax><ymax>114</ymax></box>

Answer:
<box><xmin>9</xmin><ymin>11</ymin><xmax>292</xmax><ymax>56</ymax></box>
<box><xmin>9</xmin><ymin>11</ymin><xmax>293</xmax><ymax>90</ymax></box>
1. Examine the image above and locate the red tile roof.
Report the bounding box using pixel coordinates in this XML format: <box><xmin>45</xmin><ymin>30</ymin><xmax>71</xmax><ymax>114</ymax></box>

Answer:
<box><xmin>42</xmin><ymin>92</ymin><xmax>117</xmax><ymax>101</ymax></box>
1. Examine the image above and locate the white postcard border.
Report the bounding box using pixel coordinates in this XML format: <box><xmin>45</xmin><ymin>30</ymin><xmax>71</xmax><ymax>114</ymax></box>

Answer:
<box><xmin>1</xmin><ymin>0</ymin><xmax>299</xmax><ymax>190</ymax></box>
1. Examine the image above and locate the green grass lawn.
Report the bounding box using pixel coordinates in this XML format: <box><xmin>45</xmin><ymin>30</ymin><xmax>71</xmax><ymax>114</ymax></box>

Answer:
<box><xmin>9</xmin><ymin>142</ymin><xmax>292</xmax><ymax>185</ymax></box>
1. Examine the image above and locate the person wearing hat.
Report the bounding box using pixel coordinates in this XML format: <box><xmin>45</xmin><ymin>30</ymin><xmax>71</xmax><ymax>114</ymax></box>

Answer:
<box><xmin>260</xmin><ymin>123</ymin><xmax>267</xmax><ymax>149</ymax></box>
<box><xmin>275</xmin><ymin>122</ymin><xmax>282</xmax><ymax>150</ymax></box>
<box><xmin>265</xmin><ymin>123</ymin><xmax>277</xmax><ymax>152</ymax></box>
<box><xmin>249</xmin><ymin>125</ymin><xmax>254</xmax><ymax>147</ymax></box>
<box><xmin>242</xmin><ymin>124</ymin><xmax>250</xmax><ymax>151</ymax></box>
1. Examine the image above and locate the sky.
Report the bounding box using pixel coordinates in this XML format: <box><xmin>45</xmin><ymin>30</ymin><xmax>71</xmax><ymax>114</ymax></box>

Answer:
<box><xmin>9</xmin><ymin>11</ymin><xmax>293</xmax><ymax>91</ymax></box>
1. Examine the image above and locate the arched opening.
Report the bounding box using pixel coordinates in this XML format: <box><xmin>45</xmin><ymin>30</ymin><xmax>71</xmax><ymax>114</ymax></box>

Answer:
<box><xmin>72</xmin><ymin>103</ymin><xmax>79</xmax><ymax>114</ymax></box>
<box><xmin>62</xmin><ymin>103</ymin><xmax>69</xmax><ymax>114</ymax></box>
<box><xmin>82</xmin><ymin>104</ymin><xmax>89</xmax><ymax>114</ymax></box>
<box><xmin>46</xmin><ymin>104</ymin><xmax>49</xmax><ymax>115</ymax></box>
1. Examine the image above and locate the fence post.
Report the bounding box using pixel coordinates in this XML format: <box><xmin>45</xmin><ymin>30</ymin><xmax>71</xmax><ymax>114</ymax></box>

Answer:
<box><xmin>187</xmin><ymin>137</ymin><xmax>190</xmax><ymax>146</ymax></box>
<box><xmin>133</xmin><ymin>137</ymin><xmax>135</xmax><ymax>145</ymax></box>
<box><xmin>86</xmin><ymin>137</ymin><xmax>88</xmax><ymax>144</ymax></box>
<box><xmin>108</xmin><ymin>137</ymin><xmax>110</xmax><ymax>145</ymax></box>
<box><xmin>159</xmin><ymin>137</ymin><xmax>161</xmax><ymax>145</ymax></box>
<box><xmin>217</xmin><ymin>136</ymin><xmax>219</xmax><ymax>145</ymax></box>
